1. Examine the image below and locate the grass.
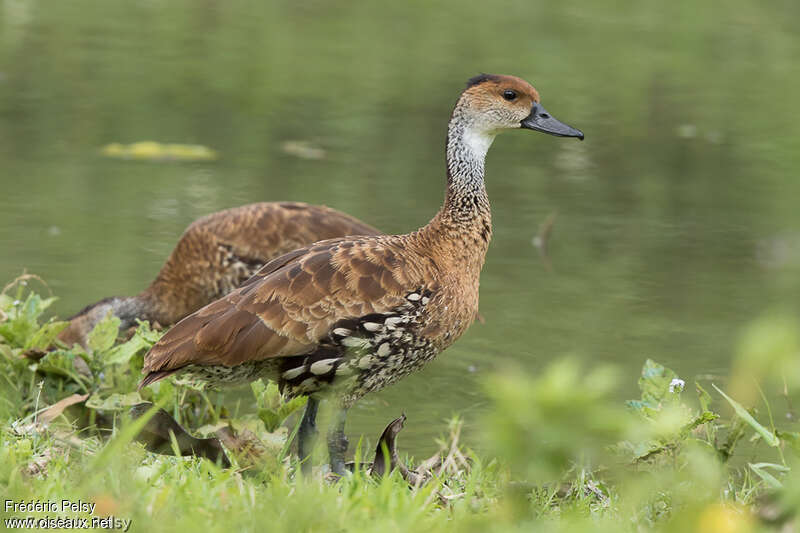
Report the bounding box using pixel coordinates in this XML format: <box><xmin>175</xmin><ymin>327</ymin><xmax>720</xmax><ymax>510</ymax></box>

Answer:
<box><xmin>1</xmin><ymin>276</ymin><xmax>799</xmax><ymax>532</ymax></box>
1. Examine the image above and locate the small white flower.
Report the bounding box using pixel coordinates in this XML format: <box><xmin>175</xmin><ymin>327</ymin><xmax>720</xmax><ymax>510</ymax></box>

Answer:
<box><xmin>669</xmin><ymin>378</ymin><xmax>685</xmax><ymax>393</ymax></box>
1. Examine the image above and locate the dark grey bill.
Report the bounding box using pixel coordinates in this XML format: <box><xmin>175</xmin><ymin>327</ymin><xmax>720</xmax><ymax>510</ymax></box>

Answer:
<box><xmin>521</xmin><ymin>103</ymin><xmax>584</xmax><ymax>140</ymax></box>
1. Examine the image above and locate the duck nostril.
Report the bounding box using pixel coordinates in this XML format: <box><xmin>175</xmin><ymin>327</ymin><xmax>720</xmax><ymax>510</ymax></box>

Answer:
<box><xmin>540</xmin><ymin>113</ymin><xmax>550</xmax><ymax>119</ymax></box>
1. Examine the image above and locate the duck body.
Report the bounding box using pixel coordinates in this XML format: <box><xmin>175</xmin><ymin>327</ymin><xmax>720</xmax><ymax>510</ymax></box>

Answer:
<box><xmin>140</xmin><ymin>74</ymin><xmax>583</xmax><ymax>473</ymax></box>
<box><xmin>143</xmin><ymin>211</ymin><xmax>488</xmax><ymax>407</ymax></box>
<box><xmin>59</xmin><ymin>202</ymin><xmax>380</xmax><ymax>347</ymax></box>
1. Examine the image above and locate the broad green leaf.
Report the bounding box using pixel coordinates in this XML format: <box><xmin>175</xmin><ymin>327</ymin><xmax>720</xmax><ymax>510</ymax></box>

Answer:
<box><xmin>86</xmin><ymin>392</ymin><xmax>144</xmax><ymax>411</ymax></box>
<box><xmin>104</xmin><ymin>336</ymin><xmax>147</xmax><ymax>366</ymax></box>
<box><xmin>21</xmin><ymin>294</ymin><xmax>56</xmax><ymax>323</ymax></box>
<box><xmin>37</xmin><ymin>350</ymin><xmax>77</xmax><ymax>378</ymax></box>
<box><xmin>254</xmin><ymin>379</ymin><xmax>307</xmax><ymax>432</ymax></box>
<box><xmin>35</xmin><ymin>350</ymin><xmax>91</xmax><ymax>390</ymax></box>
<box><xmin>748</xmin><ymin>462</ymin><xmax>789</xmax><ymax>489</ymax></box>
<box><xmin>87</xmin><ymin>313</ymin><xmax>121</xmax><ymax>353</ymax></box>
<box><xmin>257</xmin><ymin>394</ymin><xmax>308</xmax><ymax>433</ymax></box>
<box><xmin>131</xmin><ymin>320</ymin><xmax>163</xmax><ymax>344</ymax></box>
<box><xmin>104</xmin><ymin>323</ymin><xmax>161</xmax><ymax>365</ymax></box>
<box><xmin>276</xmin><ymin>395</ymin><xmax>308</xmax><ymax>422</ymax></box>
<box><xmin>0</xmin><ymin>343</ymin><xmax>27</xmax><ymax>372</ymax></box>
<box><xmin>0</xmin><ymin>293</ymin><xmax>54</xmax><ymax>346</ymax></box>
<box><xmin>0</xmin><ymin>323</ymin><xmax>18</xmax><ymax>345</ymax></box>
<box><xmin>713</xmin><ymin>384</ymin><xmax>779</xmax><ymax>447</ymax></box>
<box><xmin>627</xmin><ymin>359</ymin><xmax>683</xmax><ymax>417</ymax></box>
<box><xmin>258</xmin><ymin>408</ymin><xmax>283</xmax><ymax>433</ymax></box>
<box><xmin>640</xmin><ymin>359</ymin><xmax>679</xmax><ymax>403</ymax></box>
<box><xmin>25</xmin><ymin>320</ymin><xmax>68</xmax><ymax>350</ymax></box>
<box><xmin>263</xmin><ymin>381</ymin><xmax>282</xmax><ymax>410</ymax></box>
<box><xmin>251</xmin><ymin>379</ymin><xmax>267</xmax><ymax>405</ymax></box>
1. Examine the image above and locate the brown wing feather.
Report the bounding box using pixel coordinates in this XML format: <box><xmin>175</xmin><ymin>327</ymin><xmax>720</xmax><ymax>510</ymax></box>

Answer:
<box><xmin>140</xmin><ymin>202</ymin><xmax>381</xmax><ymax>325</ymax></box>
<box><xmin>141</xmin><ymin>237</ymin><xmax>414</xmax><ymax>386</ymax></box>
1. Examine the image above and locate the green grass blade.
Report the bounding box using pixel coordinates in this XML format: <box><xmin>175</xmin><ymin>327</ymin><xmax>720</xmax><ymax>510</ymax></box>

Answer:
<box><xmin>713</xmin><ymin>384</ymin><xmax>779</xmax><ymax>447</ymax></box>
<box><xmin>748</xmin><ymin>462</ymin><xmax>787</xmax><ymax>489</ymax></box>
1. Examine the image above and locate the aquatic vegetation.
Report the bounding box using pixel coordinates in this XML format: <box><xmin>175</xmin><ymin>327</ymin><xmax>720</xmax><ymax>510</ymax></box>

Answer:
<box><xmin>1</xmin><ymin>279</ymin><xmax>799</xmax><ymax>532</ymax></box>
<box><xmin>101</xmin><ymin>142</ymin><xmax>218</xmax><ymax>162</ymax></box>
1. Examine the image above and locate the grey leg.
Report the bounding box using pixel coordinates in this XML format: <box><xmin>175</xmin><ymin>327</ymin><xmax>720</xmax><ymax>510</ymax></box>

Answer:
<box><xmin>298</xmin><ymin>397</ymin><xmax>319</xmax><ymax>475</ymax></box>
<box><xmin>326</xmin><ymin>408</ymin><xmax>349</xmax><ymax>476</ymax></box>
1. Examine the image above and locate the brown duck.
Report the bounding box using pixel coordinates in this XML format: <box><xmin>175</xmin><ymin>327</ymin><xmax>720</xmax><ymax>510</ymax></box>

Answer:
<box><xmin>59</xmin><ymin>202</ymin><xmax>379</xmax><ymax>347</ymax></box>
<box><xmin>140</xmin><ymin>74</ymin><xmax>583</xmax><ymax>474</ymax></box>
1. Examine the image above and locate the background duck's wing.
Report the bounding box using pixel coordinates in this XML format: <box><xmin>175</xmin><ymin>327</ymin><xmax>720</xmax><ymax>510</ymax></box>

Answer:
<box><xmin>140</xmin><ymin>237</ymin><xmax>412</xmax><ymax>386</ymax></box>
<box><xmin>144</xmin><ymin>202</ymin><xmax>382</xmax><ymax>322</ymax></box>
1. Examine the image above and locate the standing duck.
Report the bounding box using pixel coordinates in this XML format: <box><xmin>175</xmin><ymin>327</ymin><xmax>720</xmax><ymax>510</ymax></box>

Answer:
<box><xmin>58</xmin><ymin>202</ymin><xmax>380</xmax><ymax>347</ymax></box>
<box><xmin>139</xmin><ymin>74</ymin><xmax>583</xmax><ymax>474</ymax></box>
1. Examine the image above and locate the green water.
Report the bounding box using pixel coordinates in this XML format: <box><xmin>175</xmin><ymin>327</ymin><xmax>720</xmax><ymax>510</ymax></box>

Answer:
<box><xmin>2</xmin><ymin>0</ymin><xmax>799</xmax><ymax>455</ymax></box>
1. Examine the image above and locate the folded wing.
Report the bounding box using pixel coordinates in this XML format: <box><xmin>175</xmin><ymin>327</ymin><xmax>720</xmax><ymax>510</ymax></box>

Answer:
<box><xmin>141</xmin><ymin>237</ymin><xmax>413</xmax><ymax>386</ymax></box>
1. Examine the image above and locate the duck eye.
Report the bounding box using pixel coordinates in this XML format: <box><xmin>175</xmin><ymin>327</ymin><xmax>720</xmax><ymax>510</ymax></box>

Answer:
<box><xmin>502</xmin><ymin>89</ymin><xmax>517</xmax><ymax>101</ymax></box>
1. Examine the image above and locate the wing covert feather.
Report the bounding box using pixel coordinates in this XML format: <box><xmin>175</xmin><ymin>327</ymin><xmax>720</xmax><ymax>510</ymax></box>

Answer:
<box><xmin>142</xmin><ymin>237</ymin><xmax>414</xmax><ymax>375</ymax></box>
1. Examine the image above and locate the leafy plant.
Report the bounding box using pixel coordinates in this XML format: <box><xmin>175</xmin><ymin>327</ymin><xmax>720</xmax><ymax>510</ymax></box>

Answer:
<box><xmin>2</xmin><ymin>280</ymin><xmax>800</xmax><ymax>532</ymax></box>
<box><xmin>623</xmin><ymin>359</ymin><xmax>719</xmax><ymax>463</ymax></box>
<box><xmin>251</xmin><ymin>379</ymin><xmax>308</xmax><ymax>432</ymax></box>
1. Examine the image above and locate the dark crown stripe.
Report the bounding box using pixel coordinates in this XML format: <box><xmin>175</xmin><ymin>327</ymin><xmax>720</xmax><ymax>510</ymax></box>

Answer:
<box><xmin>465</xmin><ymin>73</ymin><xmax>501</xmax><ymax>88</ymax></box>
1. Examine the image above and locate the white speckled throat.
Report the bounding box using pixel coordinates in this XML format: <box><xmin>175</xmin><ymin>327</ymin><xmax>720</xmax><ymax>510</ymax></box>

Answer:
<box><xmin>443</xmin><ymin>101</ymin><xmax>495</xmax><ymax>217</ymax></box>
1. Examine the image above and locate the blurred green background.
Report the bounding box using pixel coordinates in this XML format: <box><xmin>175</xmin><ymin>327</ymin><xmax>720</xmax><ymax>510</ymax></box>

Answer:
<box><xmin>1</xmin><ymin>0</ymin><xmax>799</xmax><ymax>454</ymax></box>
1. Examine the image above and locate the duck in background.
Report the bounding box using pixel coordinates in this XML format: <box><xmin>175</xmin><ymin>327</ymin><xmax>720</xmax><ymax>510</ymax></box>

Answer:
<box><xmin>58</xmin><ymin>202</ymin><xmax>380</xmax><ymax>347</ymax></box>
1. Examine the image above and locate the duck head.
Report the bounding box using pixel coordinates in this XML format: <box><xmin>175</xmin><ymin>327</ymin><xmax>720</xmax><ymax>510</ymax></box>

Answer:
<box><xmin>456</xmin><ymin>73</ymin><xmax>584</xmax><ymax>141</ymax></box>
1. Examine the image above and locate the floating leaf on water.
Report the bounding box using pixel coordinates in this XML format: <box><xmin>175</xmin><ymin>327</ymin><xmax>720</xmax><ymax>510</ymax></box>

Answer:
<box><xmin>102</xmin><ymin>143</ymin><xmax>125</xmax><ymax>157</ymax></box>
<box><xmin>531</xmin><ymin>211</ymin><xmax>557</xmax><ymax>271</ymax></box>
<box><xmin>280</xmin><ymin>140</ymin><xmax>326</xmax><ymax>160</ymax></box>
<box><xmin>101</xmin><ymin>141</ymin><xmax>218</xmax><ymax>162</ymax></box>
<box><xmin>676</xmin><ymin>124</ymin><xmax>697</xmax><ymax>139</ymax></box>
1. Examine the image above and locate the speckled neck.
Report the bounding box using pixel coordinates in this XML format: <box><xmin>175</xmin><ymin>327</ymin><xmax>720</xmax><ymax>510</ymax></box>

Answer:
<box><xmin>443</xmin><ymin>100</ymin><xmax>494</xmax><ymax>218</ymax></box>
<box><xmin>414</xmin><ymin>98</ymin><xmax>494</xmax><ymax>269</ymax></box>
